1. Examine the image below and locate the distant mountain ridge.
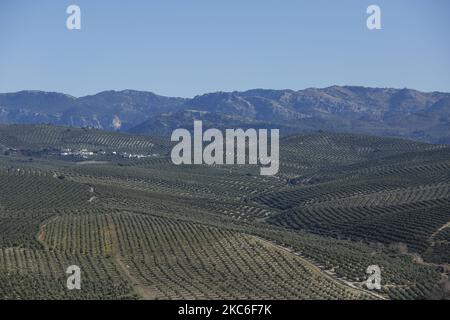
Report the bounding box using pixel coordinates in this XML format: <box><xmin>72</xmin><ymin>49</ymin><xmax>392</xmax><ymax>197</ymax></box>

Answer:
<box><xmin>1</xmin><ymin>86</ymin><xmax>450</xmax><ymax>143</ymax></box>
<box><xmin>0</xmin><ymin>90</ymin><xmax>186</xmax><ymax>131</ymax></box>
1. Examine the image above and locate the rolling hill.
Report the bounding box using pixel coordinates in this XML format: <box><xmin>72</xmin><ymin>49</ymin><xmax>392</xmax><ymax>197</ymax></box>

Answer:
<box><xmin>0</xmin><ymin>124</ymin><xmax>448</xmax><ymax>300</ymax></box>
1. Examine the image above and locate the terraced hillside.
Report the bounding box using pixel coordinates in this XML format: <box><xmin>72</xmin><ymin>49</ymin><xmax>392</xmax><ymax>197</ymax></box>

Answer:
<box><xmin>0</xmin><ymin>124</ymin><xmax>448</xmax><ymax>300</ymax></box>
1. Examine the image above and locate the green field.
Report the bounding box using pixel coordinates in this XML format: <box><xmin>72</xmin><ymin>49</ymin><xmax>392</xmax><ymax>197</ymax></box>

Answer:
<box><xmin>0</xmin><ymin>124</ymin><xmax>449</xmax><ymax>300</ymax></box>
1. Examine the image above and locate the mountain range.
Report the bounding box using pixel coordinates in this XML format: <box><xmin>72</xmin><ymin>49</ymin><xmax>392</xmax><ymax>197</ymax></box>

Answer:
<box><xmin>1</xmin><ymin>86</ymin><xmax>450</xmax><ymax>143</ymax></box>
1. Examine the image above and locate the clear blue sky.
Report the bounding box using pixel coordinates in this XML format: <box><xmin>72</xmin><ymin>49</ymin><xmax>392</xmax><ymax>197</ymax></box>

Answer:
<box><xmin>1</xmin><ymin>0</ymin><xmax>449</xmax><ymax>97</ymax></box>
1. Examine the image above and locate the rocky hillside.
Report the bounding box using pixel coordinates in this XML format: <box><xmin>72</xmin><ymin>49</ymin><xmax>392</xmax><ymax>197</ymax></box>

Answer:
<box><xmin>1</xmin><ymin>86</ymin><xmax>450</xmax><ymax>143</ymax></box>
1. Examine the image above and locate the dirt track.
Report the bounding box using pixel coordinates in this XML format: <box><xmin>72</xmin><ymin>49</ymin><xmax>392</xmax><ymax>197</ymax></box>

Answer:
<box><xmin>106</xmin><ymin>215</ymin><xmax>158</xmax><ymax>300</ymax></box>
<box><xmin>254</xmin><ymin>236</ymin><xmax>387</xmax><ymax>300</ymax></box>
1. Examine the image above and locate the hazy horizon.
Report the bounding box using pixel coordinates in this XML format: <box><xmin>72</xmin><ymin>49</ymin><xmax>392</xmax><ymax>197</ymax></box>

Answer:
<box><xmin>2</xmin><ymin>84</ymin><xmax>450</xmax><ymax>99</ymax></box>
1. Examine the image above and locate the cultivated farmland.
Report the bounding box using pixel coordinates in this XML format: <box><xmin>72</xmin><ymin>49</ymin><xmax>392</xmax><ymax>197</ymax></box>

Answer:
<box><xmin>0</xmin><ymin>124</ymin><xmax>448</xmax><ymax>300</ymax></box>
